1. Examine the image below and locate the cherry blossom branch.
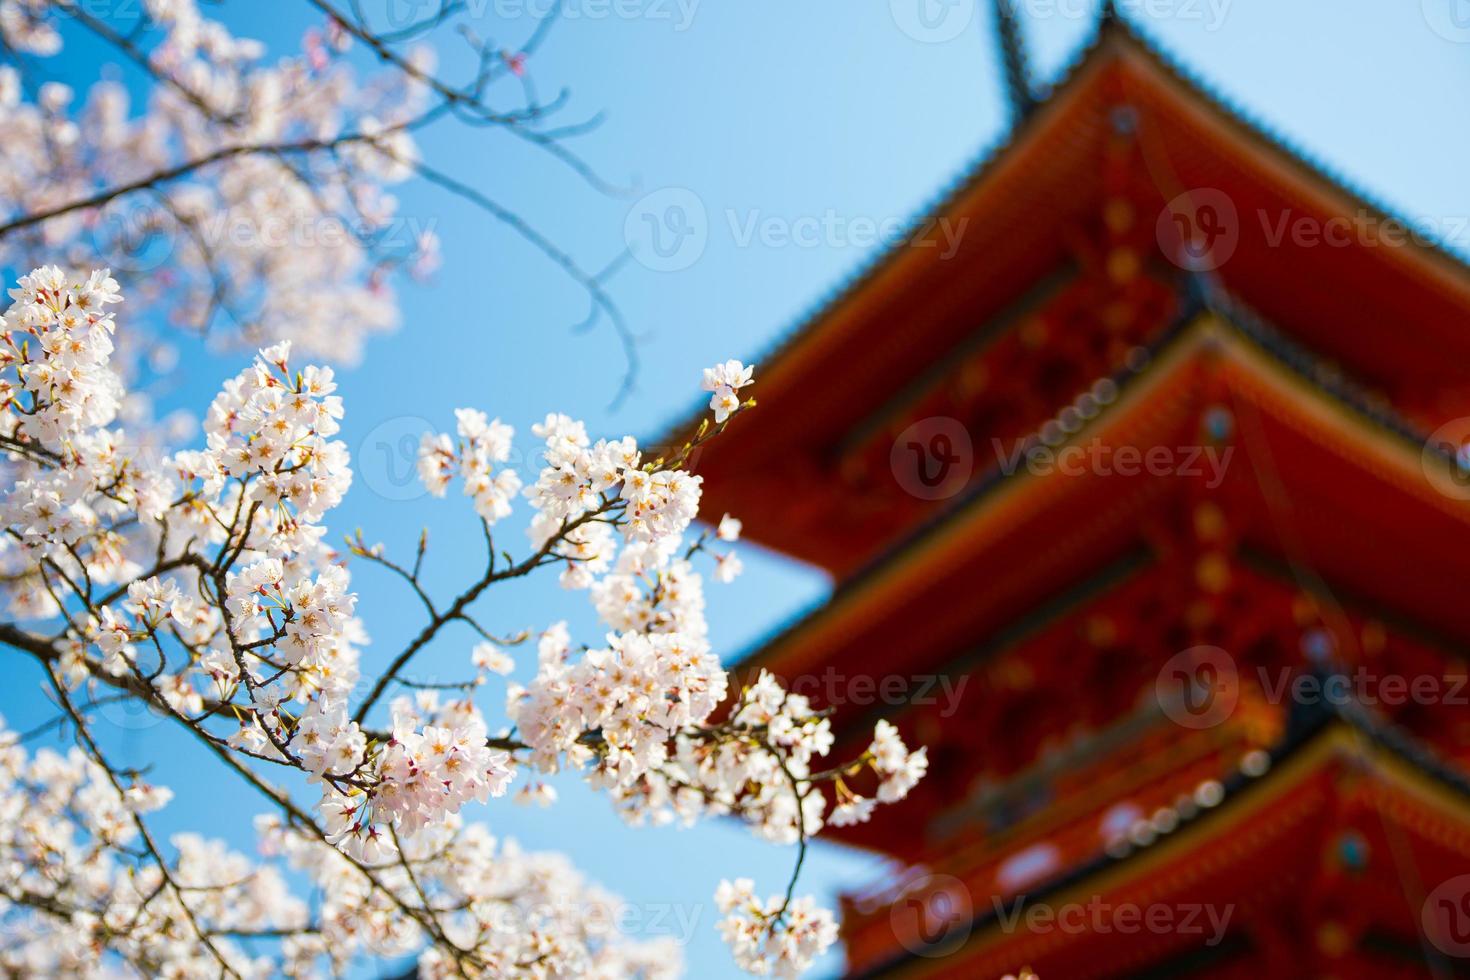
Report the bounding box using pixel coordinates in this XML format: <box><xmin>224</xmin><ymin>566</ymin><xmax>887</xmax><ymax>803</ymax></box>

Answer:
<box><xmin>305</xmin><ymin>0</ymin><xmax>629</xmax><ymax>194</ymax></box>
<box><xmin>42</xmin><ymin>669</ymin><xmax>244</xmax><ymax>979</ymax></box>
<box><xmin>0</xmin><ymin>0</ymin><xmax>641</xmax><ymax>382</ymax></box>
<box><xmin>0</xmin><ymin>127</ymin><xmax>420</xmax><ymax>239</ymax></box>
<box><xmin>352</xmin><ymin>499</ymin><xmax>623</xmax><ymax>724</ymax></box>
<box><xmin>0</xmin><ymin>268</ymin><xmax>926</xmax><ymax>977</ymax></box>
<box><xmin>51</xmin><ymin>0</ymin><xmax>245</xmax><ymax>125</ymax></box>
<box><xmin>395</xmin><ymin>154</ymin><xmax>643</xmax><ymax>407</ymax></box>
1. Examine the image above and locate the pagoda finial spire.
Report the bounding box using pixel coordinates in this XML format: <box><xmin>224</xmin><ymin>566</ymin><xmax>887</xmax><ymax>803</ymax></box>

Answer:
<box><xmin>991</xmin><ymin>0</ymin><xmax>1037</xmax><ymax>122</ymax></box>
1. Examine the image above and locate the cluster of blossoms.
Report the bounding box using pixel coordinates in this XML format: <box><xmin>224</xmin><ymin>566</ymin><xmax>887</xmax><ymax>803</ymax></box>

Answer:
<box><xmin>702</xmin><ymin>359</ymin><xmax>755</xmax><ymax>424</ymax></box>
<box><xmin>520</xmin><ymin>412</ymin><xmax>703</xmax><ymax>549</ymax></box>
<box><xmin>0</xmin><ymin>267</ymin><xmax>930</xmax><ymax>977</ymax></box>
<box><xmin>258</xmin><ymin>808</ymin><xmax>683</xmax><ymax>978</ymax></box>
<box><xmin>1</xmin><ymin>265</ymin><xmax>123</xmax><ymax>443</ymax></box>
<box><xmin>511</xmin><ymin>628</ymin><xmax>729</xmax><ymax>784</ymax></box>
<box><xmin>418</xmin><ymin>408</ymin><xmax>522</xmax><ymax>523</ymax></box>
<box><xmin>0</xmin><ymin>723</ymin><xmax>312</xmax><ymax>977</ymax></box>
<box><xmin>822</xmin><ymin>720</ymin><xmax>931</xmax><ymax>829</ymax></box>
<box><xmin>0</xmin><ymin>268</ymin><xmax>175</xmax><ymax>632</ymax></box>
<box><xmin>600</xmin><ymin>670</ymin><xmax>925</xmax><ymax>848</ymax></box>
<box><xmin>0</xmin><ymin>715</ymin><xmax>680</xmax><ymax>978</ymax></box>
<box><xmin>191</xmin><ymin>338</ymin><xmax>352</xmax><ymax>554</ymax></box>
<box><xmin>715</xmin><ymin>879</ymin><xmax>839</xmax><ymax>979</ymax></box>
<box><xmin>0</xmin><ymin>0</ymin><xmax>433</xmax><ymax>365</ymax></box>
<box><xmin>308</xmin><ymin>694</ymin><xmax>516</xmax><ymax>861</ymax></box>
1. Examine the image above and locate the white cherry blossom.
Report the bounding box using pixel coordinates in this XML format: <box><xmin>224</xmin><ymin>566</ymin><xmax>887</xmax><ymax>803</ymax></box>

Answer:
<box><xmin>0</xmin><ymin>268</ymin><xmax>928</xmax><ymax>977</ymax></box>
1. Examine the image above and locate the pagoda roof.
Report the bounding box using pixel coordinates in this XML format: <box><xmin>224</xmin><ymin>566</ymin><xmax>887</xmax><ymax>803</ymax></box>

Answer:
<box><xmin>769</xmin><ymin>12</ymin><xmax>1470</xmax><ymax>383</ymax></box>
<box><xmin>799</xmin><ymin>547</ymin><xmax>1470</xmax><ymax>861</ymax></box>
<box><xmin>843</xmin><ymin>701</ymin><xmax>1470</xmax><ymax>978</ymax></box>
<box><xmin>666</xmin><ymin>13</ymin><xmax>1470</xmax><ymax>576</ymax></box>
<box><xmin>733</xmin><ymin>305</ymin><xmax>1470</xmax><ymax>693</ymax></box>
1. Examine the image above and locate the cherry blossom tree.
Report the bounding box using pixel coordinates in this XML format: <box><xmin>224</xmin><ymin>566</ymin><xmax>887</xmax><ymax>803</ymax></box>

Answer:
<box><xmin>0</xmin><ymin>3</ymin><xmax>933</xmax><ymax>976</ymax></box>
<box><xmin>0</xmin><ymin>0</ymin><xmax>638</xmax><ymax>393</ymax></box>
<box><xmin>0</xmin><ymin>263</ymin><xmax>929</xmax><ymax>976</ymax></box>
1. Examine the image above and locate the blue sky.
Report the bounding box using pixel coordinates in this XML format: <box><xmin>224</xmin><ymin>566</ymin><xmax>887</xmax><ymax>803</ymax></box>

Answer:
<box><xmin>5</xmin><ymin>1</ymin><xmax>1470</xmax><ymax>976</ymax></box>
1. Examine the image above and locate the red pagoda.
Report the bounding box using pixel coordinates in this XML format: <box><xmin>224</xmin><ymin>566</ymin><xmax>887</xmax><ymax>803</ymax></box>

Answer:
<box><xmin>669</xmin><ymin>5</ymin><xmax>1470</xmax><ymax>978</ymax></box>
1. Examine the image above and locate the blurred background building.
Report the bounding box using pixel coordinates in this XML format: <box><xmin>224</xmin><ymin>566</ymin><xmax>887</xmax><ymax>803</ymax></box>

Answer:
<box><xmin>686</xmin><ymin>3</ymin><xmax>1470</xmax><ymax>976</ymax></box>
